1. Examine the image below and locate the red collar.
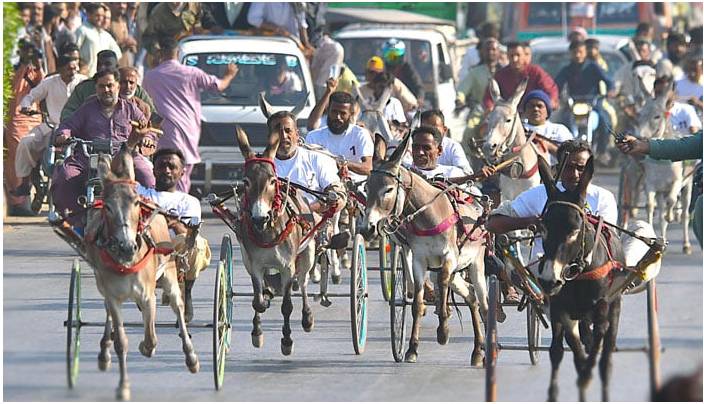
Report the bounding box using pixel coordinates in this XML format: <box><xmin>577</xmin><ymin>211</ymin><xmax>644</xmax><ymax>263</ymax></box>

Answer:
<box><xmin>519</xmin><ymin>161</ymin><xmax>539</xmax><ymax>179</ymax></box>
<box><xmin>99</xmin><ymin>245</ymin><xmax>173</xmax><ymax>276</ymax></box>
<box><xmin>406</xmin><ymin>212</ymin><xmax>460</xmax><ymax>237</ymax></box>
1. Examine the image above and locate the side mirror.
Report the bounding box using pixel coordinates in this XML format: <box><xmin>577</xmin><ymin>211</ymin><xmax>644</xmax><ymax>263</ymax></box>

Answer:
<box><xmin>439</xmin><ymin>63</ymin><xmax>453</xmax><ymax>83</ymax></box>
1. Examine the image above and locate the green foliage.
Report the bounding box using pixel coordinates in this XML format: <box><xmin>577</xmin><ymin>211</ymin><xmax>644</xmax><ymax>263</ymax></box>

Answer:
<box><xmin>3</xmin><ymin>2</ymin><xmax>22</xmax><ymax>124</ymax></box>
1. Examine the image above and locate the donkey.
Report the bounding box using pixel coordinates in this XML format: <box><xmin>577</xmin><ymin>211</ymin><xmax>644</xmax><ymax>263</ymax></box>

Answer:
<box><xmin>536</xmin><ymin>154</ymin><xmax>659</xmax><ymax>401</ymax></box>
<box><xmin>353</xmin><ymin>85</ymin><xmax>396</xmax><ymax>143</ymax></box>
<box><xmin>633</xmin><ymin>84</ymin><xmax>692</xmax><ymax>253</ymax></box>
<box><xmin>83</xmin><ymin>149</ymin><xmax>198</xmax><ymax>400</ymax></box>
<box><xmin>361</xmin><ymin>133</ymin><xmax>489</xmax><ymax>365</ymax></box>
<box><xmin>235</xmin><ymin>126</ymin><xmax>317</xmax><ymax>355</ymax></box>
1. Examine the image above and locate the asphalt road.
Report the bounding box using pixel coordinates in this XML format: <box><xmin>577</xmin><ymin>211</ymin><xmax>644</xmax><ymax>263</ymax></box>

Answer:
<box><xmin>3</xmin><ymin>166</ymin><xmax>702</xmax><ymax>401</ymax></box>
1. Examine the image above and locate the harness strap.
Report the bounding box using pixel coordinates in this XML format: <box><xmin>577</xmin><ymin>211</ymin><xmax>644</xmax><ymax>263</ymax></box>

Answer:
<box><xmin>575</xmin><ymin>260</ymin><xmax>616</xmax><ymax>281</ymax></box>
<box><xmin>587</xmin><ymin>215</ymin><xmax>605</xmax><ymax>264</ymax></box>
<box><xmin>99</xmin><ymin>247</ymin><xmax>155</xmax><ymax>275</ymax></box>
<box><xmin>406</xmin><ymin>212</ymin><xmax>460</xmax><ymax>236</ymax></box>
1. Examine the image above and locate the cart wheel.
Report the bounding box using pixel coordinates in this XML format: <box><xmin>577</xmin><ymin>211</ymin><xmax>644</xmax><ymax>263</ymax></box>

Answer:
<box><xmin>66</xmin><ymin>259</ymin><xmax>81</xmax><ymax>388</ymax></box>
<box><xmin>350</xmin><ymin>234</ymin><xmax>368</xmax><ymax>355</ymax></box>
<box><xmin>379</xmin><ymin>234</ymin><xmax>393</xmax><ymax>302</ymax></box>
<box><xmin>485</xmin><ymin>275</ymin><xmax>499</xmax><ymax>402</ymax></box>
<box><xmin>527</xmin><ymin>302</ymin><xmax>541</xmax><ymax>365</ymax></box>
<box><xmin>389</xmin><ymin>243</ymin><xmax>408</xmax><ymax>363</ymax></box>
<box><xmin>213</xmin><ymin>260</ymin><xmax>230</xmax><ymax>390</ymax></box>
<box><xmin>220</xmin><ymin>234</ymin><xmax>234</xmax><ymax>341</ymax></box>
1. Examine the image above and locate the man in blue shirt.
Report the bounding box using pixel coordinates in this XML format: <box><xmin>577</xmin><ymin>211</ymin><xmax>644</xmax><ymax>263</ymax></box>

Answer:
<box><xmin>555</xmin><ymin>40</ymin><xmax>616</xmax><ymax>164</ymax></box>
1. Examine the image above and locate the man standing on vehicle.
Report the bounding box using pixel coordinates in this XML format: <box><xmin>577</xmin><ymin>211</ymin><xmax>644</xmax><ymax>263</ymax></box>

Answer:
<box><xmin>483</xmin><ymin>42</ymin><xmax>559</xmax><ymax>112</ymax></box>
<box><xmin>14</xmin><ymin>55</ymin><xmax>87</xmax><ymax>199</ymax></box>
<box><xmin>555</xmin><ymin>40</ymin><xmax>616</xmax><ymax>165</ymax></box>
<box><xmin>246</xmin><ymin>2</ymin><xmax>314</xmax><ymax>57</ymax></box>
<box><xmin>51</xmin><ymin>68</ymin><xmax>152</xmax><ymax>226</ymax></box>
<box><xmin>381</xmin><ymin>38</ymin><xmax>425</xmax><ymax>107</ymax></box>
<box><xmin>135</xmin><ymin>148</ymin><xmax>212</xmax><ymax>323</ymax></box>
<box><xmin>142</xmin><ymin>36</ymin><xmax>239</xmax><ymax>193</ymax></box>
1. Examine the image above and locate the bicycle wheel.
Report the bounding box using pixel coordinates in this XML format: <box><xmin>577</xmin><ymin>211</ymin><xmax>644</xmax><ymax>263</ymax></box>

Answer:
<box><xmin>389</xmin><ymin>244</ymin><xmax>408</xmax><ymax>363</ymax></box>
<box><xmin>485</xmin><ymin>275</ymin><xmax>499</xmax><ymax>401</ymax></box>
<box><xmin>379</xmin><ymin>234</ymin><xmax>393</xmax><ymax>302</ymax></box>
<box><xmin>350</xmin><ymin>234</ymin><xmax>368</xmax><ymax>355</ymax></box>
<box><xmin>66</xmin><ymin>259</ymin><xmax>81</xmax><ymax>388</ymax></box>
<box><xmin>212</xmin><ymin>261</ymin><xmax>230</xmax><ymax>390</ymax></box>
<box><xmin>527</xmin><ymin>301</ymin><xmax>541</xmax><ymax>365</ymax></box>
<box><xmin>220</xmin><ymin>234</ymin><xmax>234</xmax><ymax>344</ymax></box>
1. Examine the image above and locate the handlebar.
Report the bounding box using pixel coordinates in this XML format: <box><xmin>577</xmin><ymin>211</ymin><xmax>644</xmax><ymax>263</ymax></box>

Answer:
<box><xmin>130</xmin><ymin>120</ymin><xmax>163</xmax><ymax>137</ymax></box>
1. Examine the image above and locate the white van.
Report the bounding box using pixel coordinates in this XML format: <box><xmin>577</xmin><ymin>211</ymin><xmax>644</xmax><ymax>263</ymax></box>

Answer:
<box><xmin>178</xmin><ymin>35</ymin><xmax>316</xmax><ymax>197</ymax></box>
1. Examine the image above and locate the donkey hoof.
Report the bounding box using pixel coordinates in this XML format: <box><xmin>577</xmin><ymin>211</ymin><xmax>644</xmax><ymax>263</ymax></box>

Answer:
<box><xmin>302</xmin><ymin>313</ymin><xmax>315</xmax><ymax>332</ymax></box>
<box><xmin>186</xmin><ymin>354</ymin><xmax>200</xmax><ymax>373</ymax></box>
<box><xmin>331</xmin><ymin>274</ymin><xmax>341</xmax><ymax>285</ymax></box>
<box><xmin>437</xmin><ymin>326</ymin><xmax>450</xmax><ymax>345</ymax></box>
<box><xmin>404</xmin><ymin>350</ymin><xmax>417</xmax><ymax>363</ymax></box>
<box><xmin>281</xmin><ymin>339</ymin><xmax>294</xmax><ymax>356</ymax></box>
<box><xmin>252</xmin><ymin>332</ymin><xmax>264</xmax><ymax>348</ymax></box>
<box><xmin>471</xmin><ymin>351</ymin><xmax>484</xmax><ymax>367</ymax></box>
<box><xmin>683</xmin><ymin>245</ymin><xmax>692</xmax><ymax>255</ymax></box>
<box><xmin>138</xmin><ymin>341</ymin><xmax>156</xmax><ymax>358</ymax></box>
<box><xmin>497</xmin><ymin>306</ymin><xmax>507</xmax><ymax>323</ymax></box>
<box><xmin>116</xmin><ymin>385</ymin><xmax>131</xmax><ymax>401</ymax></box>
<box><xmin>98</xmin><ymin>353</ymin><xmax>111</xmax><ymax>371</ymax></box>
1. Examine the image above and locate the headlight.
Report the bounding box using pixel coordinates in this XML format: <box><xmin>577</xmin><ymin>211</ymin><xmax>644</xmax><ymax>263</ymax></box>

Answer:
<box><xmin>572</xmin><ymin>103</ymin><xmax>590</xmax><ymax>116</ymax></box>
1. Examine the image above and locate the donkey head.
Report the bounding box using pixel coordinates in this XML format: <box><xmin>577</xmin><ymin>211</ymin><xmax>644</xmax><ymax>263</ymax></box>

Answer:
<box><xmin>537</xmin><ymin>154</ymin><xmax>595</xmax><ymax>296</ymax></box>
<box><xmin>483</xmin><ymin>78</ymin><xmax>528</xmax><ymax>162</ymax></box>
<box><xmin>636</xmin><ymin>81</ymin><xmax>674</xmax><ymax>140</ymax></box>
<box><xmin>360</xmin><ymin>131</ymin><xmax>411</xmax><ymax>240</ymax></box>
<box><xmin>97</xmin><ymin>146</ymin><xmax>142</xmax><ymax>265</ymax></box>
<box><xmin>236</xmin><ymin>125</ymin><xmax>280</xmax><ymax>230</ymax></box>
<box><xmin>353</xmin><ymin>85</ymin><xmax>395</xmax><ymax>142</ymax></box>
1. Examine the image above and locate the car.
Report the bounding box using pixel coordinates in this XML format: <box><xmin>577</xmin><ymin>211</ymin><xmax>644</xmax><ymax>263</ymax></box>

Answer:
<box><xmin>334</xmin><ymin>24</ymin><xmax>464</xmax><ymax>117</ymax></box>
<box><xmin>530</xmin><ymin>35</ymin><xmax>633</xmax><ymax>80</ymax></box>
<box><xmin>177</xmin><ymin>35</ymin><xmax>316</xmax><ymax>197</ymax></box>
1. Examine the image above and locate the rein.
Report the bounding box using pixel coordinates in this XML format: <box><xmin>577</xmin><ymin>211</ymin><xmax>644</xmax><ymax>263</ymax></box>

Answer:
<box><xmin>491</xmin><ymin>110</ymin><xmax>539</xmax><ymax>179</ymax></box>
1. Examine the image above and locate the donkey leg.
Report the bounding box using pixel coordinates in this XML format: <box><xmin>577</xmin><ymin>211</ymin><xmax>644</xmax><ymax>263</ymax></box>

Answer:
<box><xmin>250</xmin><ymin>271</ymin><xmax>266</xmax><ymax>347</ymax></box>
<box><xmin>468</xmin><ymin>250</ymin><xmax>490</xmax><ymax>323</ymax></box>
<box><xmin>469</xmin><ymin>297</ymin><xmax>486</xmax><ymax>367</ymax></box>
<box><xmin>298</xmin><ymin>248</ymin><xmax>315</xmax><ymax>332</ymax></box>
<box><xmin>280</xmin><ymin>273</ymin><xmax>295</xmax><ymax>356</ymax></box>
<box><xmin>599</xmin><ymin>298</ymin><xmax>622</xmax><ymax>402</ymax></box>
<box><xmin>436</xmin><ymin>260</ymin><xmax>454</xmax><ymax>345</ymax></box>
<box><xmin>646</xmin><ymin>191</ymin><xmax>656</xmax><ymax>226</ymax></box>
<box><xmin>548</xmin><ymin>320</ymin><xmax>565</xmax><ymax>402</ymax></box>
<box><xmin>163</xmin><ymin>266</ymin><xmax>199</xmax><ymax>373</ymax></box>
<box><xmin>138</xmin><ymin>292</ymin><xmax>158</xmax><ymax>358</ymax></box>
<box><xmin>581</xmin><ymin>301</ymin><xmax>610</xmax><ymax>399</ymax></box>
<box><xmin>105</xmin><ymin>299</ymin><xmax>130</xmax><ymax>401</ymax></box>
<box><xmin>563</xmin><ymin>318</ymin><xmax>589</xmax><ymax>402</ymax></box>
<box><xmin>98</xmin><ymin>302</ymin><xmax>113</xmax><ymax>371</ymax></box>
<box><xmin>404</xmin><ymin>263</ymin><xmax>426</xmax><ymax>363</ymax></box>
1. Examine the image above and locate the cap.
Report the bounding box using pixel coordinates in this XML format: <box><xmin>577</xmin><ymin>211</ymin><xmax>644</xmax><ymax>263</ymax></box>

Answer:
<box><xmin>366</xmin><ymin>56</ymin><xmax>384</xmax><ymax>73</ymax></box>
<box><xmin>523</xmin><ymin>89</ymin><xmax>553</xmax><ymax>118</ymax></box>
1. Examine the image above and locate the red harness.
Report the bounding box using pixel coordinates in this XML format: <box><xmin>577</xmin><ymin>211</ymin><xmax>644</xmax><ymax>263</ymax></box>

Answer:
<box><xmin>575</xmin><ymin>215</ymin><xmax>623</xmax><ymax>282</ymax></box>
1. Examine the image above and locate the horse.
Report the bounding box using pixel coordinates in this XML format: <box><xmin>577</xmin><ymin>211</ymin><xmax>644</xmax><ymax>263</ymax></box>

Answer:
<box><xmin>83</xmin><ymin>148</ymin><xmax>199</xmax><ymax>400</ymax></box>
<box><xmin>360</xmin><ymin>133</ymin><xmax>489</xmax><ymax>365</ymax></box>
<box><xmin>632</xmin><ymin>83</ymin><xmax>693</xmax><ymax>253</ymax></box>
<box><xmin>536</xmin><ymin>154</ymin><xmax>660</xmax><ymax>401</ymax></box>
<box><xmin>234</xmin><ymin>126</ymin><xmax>317</xmax><ymax>355</ymax></box>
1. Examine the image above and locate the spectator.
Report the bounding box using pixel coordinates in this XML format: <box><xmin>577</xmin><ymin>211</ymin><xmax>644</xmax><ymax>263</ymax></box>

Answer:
<box><xmin>382</xmin><ymin>38</ymin><xmax>425</xmax><ymax>105</ymax></box>
<box><xmin>456</xmin><ymin>37</ymin><xmax>502</xmax><ymax>116</ymax></box>
<box><xmin>246</xmin><ymin>2</ymin><xmax>313</xmax><ymax>56</ymax></box>
<box><xmin>458</xmin><ymin>21</ymin><xmax>499</xmax><ymax>81</ymax></box>
<box><xmin>420</xmin><ymin>110</ymin><xmax>472</xmax><ymax>174</ymax></box>
<box><xmin>4</xmin><ymin>40</ymin><xmax>45</xmax><ymax>216</ymax></box>
<box><xmin>142</xmin><ymin>36</ymin><xmax>238</xmax><ymax>192</ymax></box>
<box><xmin>675</xmin><ymin>56</ymin><xmax>703</xmax><ymax>113</ymax></box>
<box><xmin>61</xmin><ymin>49</ymin><xmax>154</xmax><ymax>121</ymax></box>
<box><xmin>362</xmin><ymin>56</ymin><xmax>417</xmax><ymax>114</ymax></box>
<box><xmin>109</xmin><ymin>2</ymin><xmax>138</xmax><ymax>67</ymax></box>
<box><xmin>53</xmin><ymin>2</ymin><xmax>80</xmax><ymax>57</ymax></box>
<box><xmin>483</xmin><ymin>41</ymin><xmax>559</xmax><ymax>111</ymax></box>
<box><xmin>14</xmin><ymin>55</ymin><xmax>86</xmax><ymax>198</ymax></box>
<box><xmin>38</xmin><ymin>3</ymin><xmax>63</xmax><ymax>73</ymax></box>
<box><xmin>101</xmin><ymin>4</ymin><xmax>111</xmax><ymax>31</ymax></box>
<box><xmin>585</xmin><ymin>38</ymin><xmax>608</xmax><ymax>71</ymax></box>
<box><xmin>74</xmin><ymin>3</ymin><xmax>122</xmax><ymax>77</ymax></box>
<box><xmin>309</xmin><ymin>27</ymin><xmax>344</xmax><ymax>99</ymax></box>
<box><xmin>567</xmin><ymin>26</ymin><xmax>588</xmax><ymax>44</ymax></box>
<box><xmin>264</xmin><ymin>58</ymin><xmax>303</xmax><ymax>97</ymax></box>
<box><xmin>656</xmin><ymin>32</ymin><xmax>688</xmax><ymax>81</ymax></box>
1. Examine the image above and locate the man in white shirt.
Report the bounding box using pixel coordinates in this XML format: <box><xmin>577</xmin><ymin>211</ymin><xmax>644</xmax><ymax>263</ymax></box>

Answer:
<box><xmin>136</xmin><ymin>148</ymin><xmax>211</xmax><ymax>323</ymax></box>
<box><xmin>420</xmin><ymin>110</ymin><xmax>473</xmax><ymax>174</ymax></box>
<box><xmin>487</xmin><ymin>139</ymin><xmax>618</xmax><ymax>259</ymax></box>
<box><xmin>675</xmin><ymin>56</ymin><xmax>703</xmax><ymax>115</ymax></box>
<box><xmin>521</xmin><ymin>90</ymin><xmax>575</xmax><ymax>165</ymax></box>
<box><xmin>13</xmin><ymin>55</ymin><xmax>86</xmax><ymax>196</ymax></box>
<box><xmin>409</xmin><ymin>126</ymin><xmax>466</xmax><ymax>179</ymax></box>
<box><xmin>246</xmin><ymin>2</ymin><xmax>313</xmax><ymax>54</ymax></box>
<box><xmin>305</xmin><ymin>91</ymin><xmax>374</xmax><ymax>182</ymax></box>
<box><xmin>75</xmin><ymin>3</ymin><xmax>122</xmax><ymax>77</ymax></box>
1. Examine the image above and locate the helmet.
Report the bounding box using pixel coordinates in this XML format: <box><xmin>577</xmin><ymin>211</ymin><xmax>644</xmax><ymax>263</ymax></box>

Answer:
<box><xmin>381</xmin><ymin>38</ymin><xmax>406</xmax><ymax>65</ymax></box>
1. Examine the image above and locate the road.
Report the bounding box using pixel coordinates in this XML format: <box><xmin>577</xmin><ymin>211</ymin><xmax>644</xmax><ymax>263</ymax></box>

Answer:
<box><xmin>3</xmin><ymin>167</ymin><xmax>702</xmax><ymax>401</ymax></box>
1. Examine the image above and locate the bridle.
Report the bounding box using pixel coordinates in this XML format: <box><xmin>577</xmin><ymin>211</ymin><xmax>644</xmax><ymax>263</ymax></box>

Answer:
<box><xmin>369</xmin><ymin>166</ymin><xmax>414</xmax><ymax>234</ymax></box>
<box><xmin>486</xmin><ymin>109</ymin><xmax>539</xmax><ymax>178</ymax></box>
<box><xmin>542</xmin><ymin>200</ymin><xmax>592</xmax><ymax>281</ymax></box>
<box><xmin>487</xmin><ymin>109</ymin><xmax>521</xmax><ymax>160</ymax></box>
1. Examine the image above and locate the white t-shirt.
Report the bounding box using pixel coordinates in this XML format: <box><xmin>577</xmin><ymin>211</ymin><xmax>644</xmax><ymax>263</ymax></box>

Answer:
<box><xmin>136</xmin><ymin>185</ymin><xmax>201</xmax><ymax>222</ymax></box>
<box><xmin>275</xmin><ymin>147</ymin><xmax>341</xmax><ymax>204</ymax></box>
<box><xmin>669</xmin><ymin>102</ymin><xmax>703</xmax><ymax>135</ymax></box>
<box><xmin>439</xmin><ymin>136</ymin><xmax>473</xmax><ymax>174</ymax></box>
<box><xmin>675</xmin><ymin>77</ymin><xmax>703</xmax><ymax>104</ymax></box>
<box><xmin>493</xmin><ymin>181</ymin><xmax>618</xmax><ymax>258</ymax></box>
<box><xmin>383</xmin><ymin>97</ymin><xmax>407</xmax><ymax>123</ymax></box>
<box><xmin>305</xmin><ymin>124</ymin><xmax>374</xmax><ymax>181</ymax></box>
<box><xmin>410</xmin><ymin>163</ymin><xmax>482</xmax><ymax>195</ymax></box>
<box><xmin>524</xmin><ymin>120</ymin><xmax>575</xmax><ymax>164</ymax></box>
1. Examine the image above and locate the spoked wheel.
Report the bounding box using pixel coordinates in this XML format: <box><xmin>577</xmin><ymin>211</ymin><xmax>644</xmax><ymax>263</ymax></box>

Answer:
<box><xmin>221</xmin><ymin>234</ymin><xmax>234</xmax><ymax>338</ymax></box>
<box><xmin>66</xmin><ymin>259</ymin><xmax>81</xmax><ymax>388</ymax></box>
<box><xmin>527</xmin><ymin>302</ymin><xmax>541</xmax><ymax>365</ymax></box>
<box><xmin>213</xmin><ymin>235</ymin><xmax>234</xmax><ymax>390</ymax></box>
<box><xmin>378</xmin><ymin>234</ymin><xmax>393</xmax><ymax>302</ymax></box>
<box><xmin>485</xmin><ymin>275</ymin><xmax>499</xmax><ymax>402</ymax></box>
<box><xmin>389</xmin><ymin>243</ymin><xmax>409</xmax><ymax>363</ymax></box>
<box><xmin>350</xmin><ymin>234</ymin><xmax>368</xmax><ymax>355</ymax></box>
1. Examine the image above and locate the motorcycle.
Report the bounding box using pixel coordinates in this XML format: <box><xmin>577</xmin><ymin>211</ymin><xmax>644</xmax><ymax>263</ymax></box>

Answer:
<box><xmin>565</xmin><ymin>96</ymin><xmax>600</xmax><ymax>144</ymax></box>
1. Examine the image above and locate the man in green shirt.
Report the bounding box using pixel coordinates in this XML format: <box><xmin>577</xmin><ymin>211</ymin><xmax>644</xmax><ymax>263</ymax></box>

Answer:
<box><xmin>60</xmin><ymin>50</ymin><xmax>155</xmax><ymax>122</ymax></box>
<box><xmin>619</xmin><ymin>131</ymin><xmax>703</xmax><ymax>246</ymax></box>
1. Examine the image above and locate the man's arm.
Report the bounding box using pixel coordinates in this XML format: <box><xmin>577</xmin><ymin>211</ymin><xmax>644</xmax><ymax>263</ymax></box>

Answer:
<box><xmin>216</xmin><ymin>63</ymin><xmax>238</xmax><ymax>92</ymax></box>
<box><xmin>618</xmin><ymin>132</ymin><xmax>702</xmax><ymax>161</ymax></box>
<box><xmin>307</xmin><ymin>77</ymin><xmax>337</xmax><ymax>131</ymax></box>
<box><xmin>345</xmin><ymin>157</ymin><xmax>372</xmax><ymax>176</ymax></box>
<box><xmin>19</xmin><ymin>78</ymin><xmax>49</xmax><ymax>111</ymax></box>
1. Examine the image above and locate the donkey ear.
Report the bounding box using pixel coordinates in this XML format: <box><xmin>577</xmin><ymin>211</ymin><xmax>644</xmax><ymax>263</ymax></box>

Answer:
<box><xmin>110</xmin><ymin>144</ymin><xmax>135</xmax><ymax>181</ymax></box>
<box><xmin>637</xmin><ymin>74</ymin><xmax>653</xmax><ymax>99</ymax></box>
<box><xmin>98</xmin><ymin>154</ymin><xmax>113</xmax><ymax>183</ymax></box>
<box><xmin>537</xmin><ymin>155</ymin><xmax>557</xmax><ymax>199</ymax></box>
<box><xmin>387</xmin><ymin>131</ymin><xmax>411</xmax><ymax>166</ymax></box>
<box><xmin>290</xmin><ymin>92</ymin><xmax>309</xmax><ymax>118</ymax></box>
<box><xmin>373</xmin><ymin>133</ymin><xmax>387</xmax><ymax>163</ymax></box>
<box><xmin>235</xmin><ymin>125</ymin><xmax>254</xmax><ymax>160</ymax></box>
<box><xmin>258</xmin><ymin>92</ymin><xmax>274</xmax><ymax>119</ymax></box>
<box><xmin>262</xmin><ymin>128</ymin><xmax>281</xmax><ymax>160</ymax></box>
<box><xmin>489</xmin><ymin>78</ymin><xmax>502</xmax><ymax>104</ymax></box>
<box><xmin>575</xmin><ymin>155</ymin><xmax>594</xmax><ymax>201</ymax></box>
<box><xmin>510</xmin><ymin>78</ymin><xmax>529</xmax><ymax>110</ymax></box>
